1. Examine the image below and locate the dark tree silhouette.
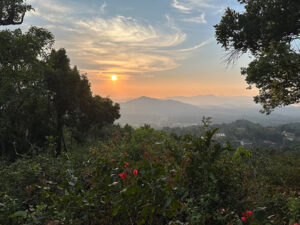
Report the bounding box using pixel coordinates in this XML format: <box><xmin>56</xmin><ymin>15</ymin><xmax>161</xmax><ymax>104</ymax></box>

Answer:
<box><xmin>0</xmin><ymin>0</ymin><xmax>120</xmax><ymax>159</ymax></box>
<box><xmin>0</xmin><ymin>27</ymin><xmax>54</xmax><ymax>158</ymax></box>
<box><xmin>215</xmin><ymin>0</ymin><xmax>300</xmax><ymax>113</ymax></box>
<box><xmin>45</xmin><ymin>49</ymin><xmax>120</xmax><ymax>155</ymax></box>
<box><xmin>0</xmin><ymin>0</ymin><xmax>32</xmax><ymax>25</ymax></box>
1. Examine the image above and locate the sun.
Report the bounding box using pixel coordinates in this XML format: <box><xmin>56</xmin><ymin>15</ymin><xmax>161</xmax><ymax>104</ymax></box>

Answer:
<box><xmin>111</xmin><ymin>75</ymin><xmax>117</xmax><ymax>81</ymax></box>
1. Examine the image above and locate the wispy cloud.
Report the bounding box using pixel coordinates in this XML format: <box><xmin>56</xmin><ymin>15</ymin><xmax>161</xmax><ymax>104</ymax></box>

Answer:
<box><xmin>75</xmin><ymin>16</ymin><xmax>186</xmax><ymax>47</ymax></box>
<box><xmin>100</xmin><ymin>2</ymin><xmax>107</xmax><ymax>14</ymax></box>
<box><xmin>24</xmin><ymin>0</ymin><xmax>211</xmax><ymax>81</ymax></box>
<box><xmin>68</xmin><ymin>15</ymin><xmax>187</xmax><ymax>78</ymax></box>
<box><xmin>172</xmin><ymin>0</ymin><xmax>191</xmax><ymax>13</ymax></box>
<box><xmin>172</xmin><ymin>0</ymin><xmax>217</xmax><ymax>13</ymax></box>
<box><xmin>176</xmin><ymin>37</ymin><xmax>214</xmax><ymax>52</ymax></box>
<box><xmin>27</xmin><ymin>0</ymin><xmax>72</xmax><ymax>14</ymax></box>
<box><xmin>182</xmin><ymin>13</ymin><xmax>207</xmax><ymax>23</ymax></box>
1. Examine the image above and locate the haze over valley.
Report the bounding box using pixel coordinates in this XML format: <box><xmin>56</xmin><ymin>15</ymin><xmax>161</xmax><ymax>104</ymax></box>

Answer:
<box><xmin>117</xmin><ymin>95</ymin><xmax>300</xmax><ymax>127</ymax></box>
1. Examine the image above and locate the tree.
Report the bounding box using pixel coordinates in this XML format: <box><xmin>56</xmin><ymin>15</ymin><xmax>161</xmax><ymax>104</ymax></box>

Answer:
<box><xmin>0</xmin><ymin>27</ymin><xmax>54</xmax><ymax>158</ymax></box>
<box><xmin>0</xmin><ymin>37</ymin><xmax>120</xmax><ymax>159</ymax></box>
<box><xmin>71</xmin><ymin>95</ymin><xmax>121</xmax><ymax>141</ymax></box>
<box><xmin>0</xmin><ymin>0</ymin><xmax>32</xmax><ymax>25</ymax></box>
<box><xmin>45</xmin><ymin>49</ymin><xmax>120</xmax><ymax>155</ymax></box>
<box><xmin>215</xmin><ymin>0</ymin><xmax>300</xmax><ymax>113</ymax></box>
<box><xmin>0</xmin><ymin>0</ymin><xmax>120</xmax><ymax>158</ymax></box>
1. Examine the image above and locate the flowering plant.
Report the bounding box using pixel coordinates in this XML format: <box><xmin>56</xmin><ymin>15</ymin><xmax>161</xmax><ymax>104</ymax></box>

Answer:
<box><xmin>118</xmin><ymin>162</ymin><xmax>138</xmax><ymax>180</ymax></box>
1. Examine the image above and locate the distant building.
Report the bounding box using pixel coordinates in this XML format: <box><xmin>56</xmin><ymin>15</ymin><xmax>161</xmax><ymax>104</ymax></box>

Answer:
<box><xmin>281</xmin><ymin>131</ymin><xmax>295</xmax><ymax>141</ymax></box>
<box><xmin>215</xmin><ymin>133</ymin><xmax>226</xmax><ymax>138</ymax></box>
<box><xmin>263</xmin><ymin>140</ymin><xmax>276</xmax><ymax>146</ymax></box>
<box><xmin>240</xmin><ymin>140</ymin><xmax>252</xmax><ymax>148</ymax></box>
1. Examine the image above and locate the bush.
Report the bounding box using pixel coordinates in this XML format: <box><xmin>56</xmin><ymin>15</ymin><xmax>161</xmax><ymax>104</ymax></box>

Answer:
<box><xmin>0</xmin><ymin>126</ymin><xmax>299</xmax><ymax>224</ymax></box>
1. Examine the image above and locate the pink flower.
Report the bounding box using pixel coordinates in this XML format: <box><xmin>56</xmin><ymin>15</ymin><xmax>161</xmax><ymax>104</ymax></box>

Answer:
<box><xmin>294</xmin><ymin>223</ymin><xmax>299</xmax><ymax>225</ymax></box>
<box><xmin>118</xmin><ymin>172</ymin><xmax>127</xmax><ymax>179</ymax></box>
<box><xmin>124</xmin><ymin>162</ymin><xmax>129</xmax><ymax>168</ymax></box>
<box><xmin>246</xmin><ymin>210</ymin><xmax>253</xmax><ymax>217</ymax></box>
<box><xmin>133</xmin><ymin>169</ymin><xmax>138</xmax><ymax>177</ymax></box>
<box><xmin>241</xmin><ymin>217</ymin><xmax>247</xmax><ymax>223</ymax></box>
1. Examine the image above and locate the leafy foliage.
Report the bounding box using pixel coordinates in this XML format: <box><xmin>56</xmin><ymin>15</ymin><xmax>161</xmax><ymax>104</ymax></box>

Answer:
<box><xmin>0</xmin><ymin>29</ymin><xmax>120</xmax><ymax>159</ymax></box>
<box><xmin>0</xmin><ymin>27</ymin><xmax>54</xmax><ymax>158</ymax></box>
<box><xmin>1</xmin><ymin>126</ymin><xmax>299</xmax><ymax>224</ymax></box>
<box><xmin>215</xmin><ymin>0</ymin><xmax>300</xmax><ymax>113</ymax></box>
<box><xmin>44</xmin><ymin>49</ymin><xmax>120</xmax><ymax>155</ymax></box>
<box><xmin>0</xmin><ymin>0</ymin><xmax>32</xmax><ymax>25</ymax></box>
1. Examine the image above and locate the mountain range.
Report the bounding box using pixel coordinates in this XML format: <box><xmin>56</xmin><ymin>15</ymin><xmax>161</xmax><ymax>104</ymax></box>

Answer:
<box><xmin>117</xmin><ymin>96</ymin><xmax>300</xmax><ymax>127</ymax></box>
<box><xmin>167</xmin><ymin>95</ymin><xmax>257</xmax><ymax>107</ymax></box>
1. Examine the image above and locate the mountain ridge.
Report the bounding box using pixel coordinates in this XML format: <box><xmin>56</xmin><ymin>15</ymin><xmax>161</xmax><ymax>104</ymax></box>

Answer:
<box><xmin>117</xmin><ymin>96</ymin><xmax>300</xmax><ymax>127</ymax></box>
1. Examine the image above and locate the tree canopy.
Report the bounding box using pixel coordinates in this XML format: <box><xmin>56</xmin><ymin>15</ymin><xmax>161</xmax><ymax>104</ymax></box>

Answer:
<box><xmin>45</xmin><ymin>49</ymin><xmax>120</xmax><ymax>155</ymax></box>
<box><xmin>0</xmin><ymin>0</ymin><xmax>32</xmax><ymax>25</ymax></box>
<box><xmin>0</xmin><ymin>8</ymin><xmax>120</xmax><ymax>158</ymax></box>
<box><xmin>0</xmin><ymin>27</ymin><xmax>54</xmax><ymax>158</ymax></box>
<box><xmin>215</xmin><ymin>0</ymin><xmax>300</xmax><ymax>113</ymax></box>
<box><xmin>0</xmin><ymin>28</ymin><xmax>120</xmax><ymax>158</ymax></box>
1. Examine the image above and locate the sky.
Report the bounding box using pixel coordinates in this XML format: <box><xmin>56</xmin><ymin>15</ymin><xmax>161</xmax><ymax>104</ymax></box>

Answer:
<box><xmin>11</xmin><ymin>0</ymin><xmax>259</xmax><ymax>100</ymax></box>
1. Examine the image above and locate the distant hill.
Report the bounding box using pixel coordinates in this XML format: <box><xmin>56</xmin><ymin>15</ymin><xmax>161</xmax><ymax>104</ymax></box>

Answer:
<box><xmin>117</xmin><ymin>96</ymin><xmax>300</xmax><ymax>127</ymax></box>
<box><xmin>118</xmin><ymin>96</ymin><xmax>203</xmax><ymax>127</ymax></box>
<box><xmin>167</xmin><ymin>95</ymin><xmax>257</xmax><ymax>107</ymax></box>
<box><xmin>122</xmin><ymin>96</ymin><xmax>201</xmax><ymax>114</ymax></box>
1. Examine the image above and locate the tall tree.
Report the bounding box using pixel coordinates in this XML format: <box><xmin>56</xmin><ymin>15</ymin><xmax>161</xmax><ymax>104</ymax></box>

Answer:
<box><xmin>0</xmin><ymin>1</ymin><xmax>120</xmax><ymax>159</ymax></box>
<box><xmin>0</xmin><ymin>27</ymin><xmax>54</xmax><ymax>158</ymax></box>
<box><xmin>0</xmin><ymin>0</ymin><xmax>32</xmax><ymax>25</ymax></box>
<box><xmin>215</xmin><ymin>0</ymin><xmax>300</xmax><ymax>113</ymax></box>
<box><xmin>45</xmin><ymin>49</ymin><xmax>120</xmax><ymax>155</ymax></box>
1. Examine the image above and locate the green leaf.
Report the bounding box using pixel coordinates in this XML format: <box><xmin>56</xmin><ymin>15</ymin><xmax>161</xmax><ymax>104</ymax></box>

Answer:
<box><xmin>126</xmin><ymin>185</ymin><xmax>136</xmax><ymax>195</ymax></box>
<box><xmin>9</xmin><ymin>210</ymin><xmax>27</xmax><ymax>218</ymax></box>
<box><xmin>112</xmin><ymin>205</ymin><xmax>121</xmax><ymax>216</ymax></box>
<box><xmin>236</xmin><ymin>219</ymin><xmax>243</xmax><ymax>225</ymax></box>
<box><xmin>254</xmin><ymin>207</ymin><xmax>266</xmax><ymax>222</ymax></box>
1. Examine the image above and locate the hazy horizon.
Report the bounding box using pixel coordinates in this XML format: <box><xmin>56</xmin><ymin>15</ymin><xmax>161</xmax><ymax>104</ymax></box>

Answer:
<box><xmin>111</xmin><ymin>94</ymin><xmax>256</xmax><ymax>103</ymax></box>
<box><xmin>116</xmin><ymin>95</ymin><xmax>300</xmax><ymax>128</ymax></box>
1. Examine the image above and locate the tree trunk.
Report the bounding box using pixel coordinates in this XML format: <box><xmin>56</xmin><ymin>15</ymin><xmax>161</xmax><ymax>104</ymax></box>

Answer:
<box><xmin>62</xmin><ymin>131</ymin><xmax>67</xmax><ymax>152</ymax></box>
<box><xmin>0</xmin><ymin>139</ymin><xmax>5</xmax><ymax>159</ymax></box>
<box><xmin>56</xmin><ymin>112</ymin><xmax>63</xmax><ymax>156</ymax></box>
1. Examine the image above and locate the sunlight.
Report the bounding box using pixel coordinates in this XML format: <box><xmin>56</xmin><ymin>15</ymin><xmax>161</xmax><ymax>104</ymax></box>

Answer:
<box><xmin>111</xmin><ymin>74</ymin><xmax>117</xmax><ymax>81</ymax></box>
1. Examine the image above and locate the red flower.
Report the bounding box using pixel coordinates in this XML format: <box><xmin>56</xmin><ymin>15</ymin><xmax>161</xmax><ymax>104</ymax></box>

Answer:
<box><xmin>246</xmin><ymin>210</ymin><xmax>253</xmax><ymax>217</ymax></box>
<box><xmin>124</xmin><ymin>162</ymin><xmax>129</xmax><ymax>168</ymax></box>
<box><xmin>242</xmin><ymin>212</ymin><xmax>246</xmax><ymax>217</ymax></box>
<box><xmin>241</xmin><ymin>217</ymin><xmax>247</xmax><ymax>223</ymax></box>
<box><xmin>133</xmin><ymin>169</ymin><xmax>138</xmax><ymax>177</ymax></box>
<box><xmin>118</xmin><ymin>172</ymin><xmax>127</xmax><ymax>179</ymax></box>
<box><xmin>294</xmin><ymin>223</ymin><xmax>299</xmax><ymax>225</ymax></box>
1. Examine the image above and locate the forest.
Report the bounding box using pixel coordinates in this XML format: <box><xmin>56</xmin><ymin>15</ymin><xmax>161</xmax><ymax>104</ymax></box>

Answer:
<box><xmin>163</xmin><ymin>119</ymin><xmax>300</xmax><ymax>149</ymax></box>
<box><xmin>0</xmin><ymin>0</ymin><xmax>300</xmax><ymax>225</ymax></box>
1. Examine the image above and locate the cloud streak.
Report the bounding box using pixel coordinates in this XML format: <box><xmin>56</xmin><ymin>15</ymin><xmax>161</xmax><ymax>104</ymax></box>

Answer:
<box><xmin>182</xmin><ymin>13</ymin><xmax>207</xmax><ymax>23</ymax></box>
<box><xmin>172</xmin><ymin>0</ymin><xmax>217</xmax><ymax>13</ymax></box>
<box><xmin>172</xmin><ymin>0</ymin><xmax>192</xmax><ymax>13</ymax></box>
<box><xmin>100</xmin><ymin>2</ymin><xmax>107</xmax><ymax>14</ymax></box>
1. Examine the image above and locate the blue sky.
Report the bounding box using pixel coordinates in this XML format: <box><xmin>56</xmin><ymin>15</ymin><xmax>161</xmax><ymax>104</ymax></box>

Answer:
<box><xmin>14</xmin><ymin>0</ymin><xmax>257</xmax><ymax>100</ymax></box>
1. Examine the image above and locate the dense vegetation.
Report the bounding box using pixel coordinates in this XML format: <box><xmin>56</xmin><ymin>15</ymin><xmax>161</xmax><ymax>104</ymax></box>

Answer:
<box><xmin>163</xmin><ymin>120</ymin><xmax>300</xmax><ymax>149</ymax></box>
<box><xmin>0</xmin><ymin>125</ymin><xmax>299</xmax><ymax>224</ymax></box>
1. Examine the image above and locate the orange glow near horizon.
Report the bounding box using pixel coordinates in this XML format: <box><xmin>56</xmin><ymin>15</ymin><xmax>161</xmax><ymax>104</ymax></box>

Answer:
<box><xmin>89</xmin><ymin>76</ymin><xmax>259</xmax><ymax>102</ymax></box>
